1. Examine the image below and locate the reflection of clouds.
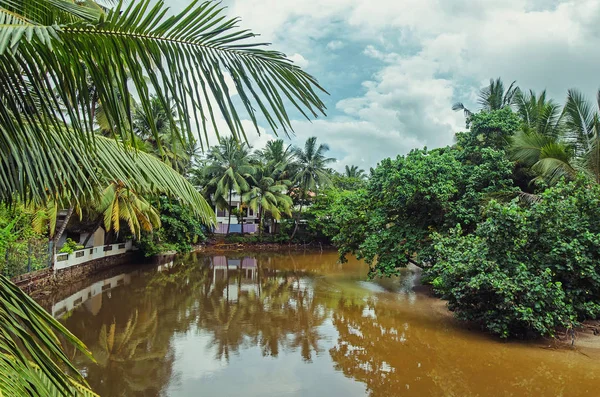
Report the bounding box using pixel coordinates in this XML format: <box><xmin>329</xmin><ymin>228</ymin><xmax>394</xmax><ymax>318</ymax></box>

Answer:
<box><xmin>167</xmin><ymin>328</ymin><xmax>227</xmax><ymax>392</ymax></box>
<box><xmin>61</xmin><ymin>251</ymin><xmax>600</xmax><ymax>397</ymax></box>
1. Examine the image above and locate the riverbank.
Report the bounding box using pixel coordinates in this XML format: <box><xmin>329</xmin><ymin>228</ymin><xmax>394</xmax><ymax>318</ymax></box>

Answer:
<box><xmin>193</xmin><ymin>237</ymin><xmax>332</xmax><ymax>254</ymax></box>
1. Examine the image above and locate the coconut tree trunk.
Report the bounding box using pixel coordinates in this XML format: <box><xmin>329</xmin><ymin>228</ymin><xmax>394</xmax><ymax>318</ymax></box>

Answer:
<box><xmin>51</xmin><ymin>206</ymin><xmax>74</xmax><ymax>269</ymax></box>
<box><xmin>53</xmin><ymin>207</ymin><xmax>74</xmax><ymax>246</ymax></box>
<box><xmin>258</xmin><ymin>207</ymin><xmax>263</xmax><ymax>239</ymax></box>
<box><xmin>227</xmin><ymin>188</ymin><xmax>232</xmax><ymax>235</ymax></box>
<box><xmin>241</xmin><ymin>205</ymin><xmax>245</xmax><ymax>236</ymax></box>
<box><xmin>290</xmin><ymin>203</ymin><xmax>303</xmax><ymax>240</ymax></box>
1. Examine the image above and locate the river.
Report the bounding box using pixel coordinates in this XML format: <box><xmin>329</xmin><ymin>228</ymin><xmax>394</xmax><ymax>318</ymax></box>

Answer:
<box><xmin>54</xmin><ymin>251</ymin><xmax>600</xmax><ymax>396</ymax></box>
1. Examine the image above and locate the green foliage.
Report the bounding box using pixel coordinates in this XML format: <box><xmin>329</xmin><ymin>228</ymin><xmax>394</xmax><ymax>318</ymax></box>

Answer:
<box><xmin>427</xmin><ymin>176</ymin><xmax>600</xmax><ymax>337</ymax></box>
<box><xmin>137</xmin><ymin>197</ymin><xmax>207</xmax><ymax>256</ymax></box>
<box><xmin>305</xmin><ymin>188</ymin><xmax>369</xmax><ymax>257</ymax></box>
<box><xmin>331</xmin><ymin>173</ymin><xmax>367</xmax><ymax>191</ymax></box>
<box><xmin>0</xmin><ymin>205</ymin><xmax>49</xmax><ymax>277</ymax></box>
<box><xmin>58</xmin><ymin>238</ymin><xmax>84</xmax><ymax>255</ymax></box>
<box><xmin>223</xmin><ymin>234</ymin><xmax>290</xmax><ymax>245</ymax></box>
<box><xmin>455</xmin><ymin>107</ymin><xmax>521</xmax><ymax>156</ymax></box>
<box><xmin>335</xmin><ymin>144</ymin><xmax>515</xmax><ymax>278</ymax></box>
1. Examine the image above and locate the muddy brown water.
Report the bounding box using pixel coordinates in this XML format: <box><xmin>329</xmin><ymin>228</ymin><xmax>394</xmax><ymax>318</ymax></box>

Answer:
<box><xmin>52</xmin><ymin>251</ymin><xmax>600</xmax><ymax>396</ymax></box>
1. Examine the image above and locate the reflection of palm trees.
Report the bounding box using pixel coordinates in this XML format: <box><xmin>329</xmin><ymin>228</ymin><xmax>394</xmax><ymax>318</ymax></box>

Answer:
<box><xmin>287</xmin><ymin>289</ymin><xmax>325</xmax><ymax>362</ymax></box>
<box><xmin>80</xmin><ymin>305</ymin><xmax>173</xmax><ymax>396</ymax></box>
<box><xmin>63</xmin><ymin>254</ymin><xmax>333</xmax><ymax>395</ymax></box>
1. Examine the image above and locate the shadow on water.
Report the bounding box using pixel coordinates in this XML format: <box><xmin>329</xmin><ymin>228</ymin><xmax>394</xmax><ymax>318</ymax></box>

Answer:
<box><xmin>56</xmin><ymin>251</ymin><xmax>600</xmax><ymax>397</ymax></box>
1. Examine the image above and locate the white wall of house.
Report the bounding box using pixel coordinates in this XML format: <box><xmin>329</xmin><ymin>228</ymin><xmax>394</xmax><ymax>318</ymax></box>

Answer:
<box><xmin>214</xmin><ymin>193</ymin><xmax>260</xmax><ymax>225</ymax></box>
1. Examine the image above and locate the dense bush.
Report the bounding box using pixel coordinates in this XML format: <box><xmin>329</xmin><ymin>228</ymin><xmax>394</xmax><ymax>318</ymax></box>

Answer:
<box><xmin>58</xmin><ymin>238</ymin><xmax>83</xmax><ymax>254</ymax></box>
<box><xmin>305</xmin><ymin>188</ymin><xmax>369</xmax><ymax>256</ymax></box>
<box><xmin>426</xmin><ymin>177</ymin><xmax>600</xmax><ymax>337</ymax></box>
<box><xmin>0</xmin><ymin>204</ymin><xmax>49</xmax><ymax>276</ymax></box>
<box><xmin>137</xmin><ymin>197</ymin><xmax>207</xmax><ymax>256</ymax></box>
<box><xmin>333</xmin><ymin>145</ymin><xmax>515</xmax><ymax>278</ymax></box>
<box><xmin>224</xmin><ymin>234</ymin><xmax>290</xmax><ymax>244</ymax></box>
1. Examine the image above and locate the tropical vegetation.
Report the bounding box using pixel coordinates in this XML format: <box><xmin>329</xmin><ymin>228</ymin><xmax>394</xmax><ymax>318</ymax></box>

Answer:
<box><xmin>312</xmin><ymin>78</ymin><xmax>600</xmax><ymax>338</ymax></box>
<box><xmin>0</xmin><ymin>0</ymin><xmax>327</xmax><ymax>394</ymax></box>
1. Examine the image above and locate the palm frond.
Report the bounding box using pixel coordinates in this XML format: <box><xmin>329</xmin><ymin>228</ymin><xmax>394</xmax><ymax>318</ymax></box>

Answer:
<box><xmin>0</xmin><ymin>275</ymin><xmax>94</xmax><ymax>396</ymax></box>
<box><xmin>564</xmin><ymin>89</ymin><xmax>594</xmax><ymax>153</ymax></box>
<box><xmin>1</xmin><ymin>0</ymin><xmax>327</xmax><ymax>153</ymax></box>
<box><xmin>1</xmin><ymin>129</ymin><xmax>215</xmax><ymax>225</ymax></box>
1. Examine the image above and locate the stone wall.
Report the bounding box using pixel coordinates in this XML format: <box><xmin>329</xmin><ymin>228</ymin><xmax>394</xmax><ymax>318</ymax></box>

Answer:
<box><xmin>13</xmin><ymin>252</ymin><xmax>141</xmax><ymax>298</ymax></box>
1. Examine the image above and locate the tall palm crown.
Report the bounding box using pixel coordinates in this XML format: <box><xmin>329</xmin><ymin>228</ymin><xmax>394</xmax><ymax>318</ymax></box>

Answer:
<box><xmin>132</xmin><ymin>96</ymin><xmax>198</xmax><ymax>175</ymax></box>
<box><xmin>205</xmin><ymin>137</ymin><xmax>255</xmax><ymax>233</ymax></box>
<box><xmin>254</xmin><ymin>139</ymin><xmax>295</xmax><ymax>180</ymax></box>
<box><xmin>243</xmin><ymin>165</ymin><xmax>292</xmax><ymax>235</ymax></box>
<box><xmin>344</xmin><ymin>165</ymin><xmax>366</xmax><ymax>180</ymax></box>
<box><xmin>256</xmin><ymin>139</ymin><xmax>295</xmax><ymax>165</ymax></box>
<box><xmin>515</xmin><ymin>89</ymin><xmax>563</xmax><ymax>137</ymax></box>
<box><xmin>292</xmin><ymin>137</ymin><xmax>336</xmax><ymax>196</ymax></box>
<box><xmin>453</xmin><ymin>78</ymin><xmax>519</xmax><ymax>122</ymax></box>
<box><xmin>510</xmin><ymin>89</ymin><xmax>600</xmax><ymax>184</ymax></box>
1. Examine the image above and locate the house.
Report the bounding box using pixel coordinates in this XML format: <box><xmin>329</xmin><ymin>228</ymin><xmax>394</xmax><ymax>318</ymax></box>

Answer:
<box><xmin>213</xmin><ymin>193</ymin><xmax>260</xmax><ymax>234</ymax></box>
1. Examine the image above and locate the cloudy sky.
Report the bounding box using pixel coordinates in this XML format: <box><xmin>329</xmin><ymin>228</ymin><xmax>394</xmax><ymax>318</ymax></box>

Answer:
<box><xmin>173</xmin><ymin>0</ymin><xmax>600</xmax><ymax>171</ymax></box>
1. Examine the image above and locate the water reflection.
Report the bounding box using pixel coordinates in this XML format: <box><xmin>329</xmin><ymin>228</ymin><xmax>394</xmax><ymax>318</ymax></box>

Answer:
<box><xmin>58</xmin><ymin>252</ymin><xmax>600</xmax><ymax>397</ymax></box>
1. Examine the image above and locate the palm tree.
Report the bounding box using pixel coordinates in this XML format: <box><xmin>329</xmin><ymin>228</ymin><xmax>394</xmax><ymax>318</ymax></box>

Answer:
<box><xmin>244</xmin><ymin>166</ymin><xmax>293</xmax><ymax>237</ymax></box>
<box><xmin>344</xmin><ymin>165</ymin><xmax>366</xmax><ymax>179</ymax></box>
<box><xmin>290</xmin><ymin>137</ymin><xmax>335</xmax><ymax>238</ymax></box>
<box><xmin>0</xmin><ymin>0</ymin><xmax>327</xmax><ymax>393</ymax></box>
<box><xmin>205</xmin><ymin>137</ymin><xmax>255</xmax><ymax>234</ymax></box>
<box><xmin>453</xmin><ymin>78</ymin><xmax>519</xmax><ymax>124</ymax></box>
<box><xmin>1</xmin><ymin>0</ymin><xmax>326</xmax><ymax>207</ymax></box>
<box><xmin>255</xmin><ymin>139</ymin><xmax>296</xmax><ymax>181</ymax></box>
<box><xmin>510</xmin><ymin>88</ymin><xmax>600</xmax><ymax>184</ymax></box>
<box><xmin>256</xmin><ymin>139</ymin><xmax>295</xmax><ymax>165</ymax></box>
<box><xmin>132</xmin><ymin>95</ymin><xmax>198</xmax><ymax>175</ymax></box>
<box><xmin>97</xmin><ymin>182</ymin><xmax>161</xmax><ymax>240</ymax></box>
<box><xmin>515</xmin><ymin>89</ymin><xmax>563</xmax><ymax>137</ymax></box>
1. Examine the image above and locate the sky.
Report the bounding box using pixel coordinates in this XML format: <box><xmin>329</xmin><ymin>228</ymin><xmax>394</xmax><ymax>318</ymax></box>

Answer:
<box><xmin>171</xmin><ymin>0</ymin><xmax>600</xmax><ymax>171</ymax></box>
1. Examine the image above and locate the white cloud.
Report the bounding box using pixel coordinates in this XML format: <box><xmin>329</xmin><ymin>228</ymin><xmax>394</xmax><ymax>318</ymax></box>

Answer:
<box><xmin>326</xmin><ymin>40</ymin><xmax>345</xmax><ymax>50</ymax></box>
<box><xmin>288</xmin><ymin>53</ymin><xmax>309</xmax><ymax>68</ymax></box>
<box><xmin>176</xmin><ymin>0</ymin><xmax>600</xmax><ymax>168</ymax></box>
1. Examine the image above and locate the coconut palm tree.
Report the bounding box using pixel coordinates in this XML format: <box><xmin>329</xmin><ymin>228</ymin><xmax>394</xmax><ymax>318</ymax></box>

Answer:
<box><xmin>244</xmin><ymin>166</ymin><xmax>293</xmax><ymax>237</ymax></box>
<box><xmin>132</xmin><ymin>95</ymin><xmax>198</xmax><ymax>175</ymax></box>
<box><xmin>344</xmin><ymin>165</ymin><xmax>366</xmax><ymax>180</ymax></box>
<box><xmin>510</xmin><ymin>88</ymin><xmax>600</xmax><ymax>184</ymax></box>
<box><xmin>290</xmin><ymin>137</ymin><xmax>335</xmax><ymax>238</ymax></box>
<box><xmin>515</xmin><ymin>89</ymin><xmax>563</xmax><ymax>137</ymax></box>
<box><xmin>97</xmin><ymin>182</ymin><xmax>161</xmax><ymax>240</ymax></box>
<box><xmin>205</xmin><ymin>137</ymin><xmax>255</xmax><ymax>234</ymax></box>
<box><xmin>256</xmin><ymin>139</ymin><xmax>295</xmax><ymax>166</ymax></box>
<box><xmin>453</xmin><ymin>78</ymin><xmax>519</xmax><ymax>124</ymax></box>
<box><xmin>0</xmin><ymin>0</ymin><xmax>326</xmax><ymax>393</ymax></box>
<box><xmin>254</xmin><ymin>139</ymin><xmax>296</xmax><ymax>181</ymax></box>
<box><xmin>0</xmin><ymin>0</ymin><xmax>326</xmax><ymax>207</ymax></box>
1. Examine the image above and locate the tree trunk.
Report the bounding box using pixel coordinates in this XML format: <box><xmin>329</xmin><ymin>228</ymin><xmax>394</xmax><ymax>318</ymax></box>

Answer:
<box><xmin>241</xmin><ymin>206</ymin><xmax>245</xmax><ymax>236</ymax></box>
<box><xmin>290</xmin><ymin>203</ymin><xmax>303</xmax><ymax>240</ymax></box>
<box><xmin>51</xmin><ymin>206</ymin><xmax>74</xmax><ymax>269</ymax></box>
<box><xmin>53</xmin><ymin>207</ymin><xmax>74</xmax><ymax>245</ymax></box>
<box><xmin>227</xmin><ymin>188</ymin><xmax>232</xmax><ymax>235</ymax></box>
<box><xmin>258</xmin><ymin>207</ymin><xmax>263</xmax><ymax>239</ymax></box>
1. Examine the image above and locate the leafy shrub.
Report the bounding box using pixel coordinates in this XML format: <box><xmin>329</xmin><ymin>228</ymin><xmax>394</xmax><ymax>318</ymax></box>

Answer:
<box><xmin>58</xmin><ymin>238</ymin><xmax>83</xmax><ymax>254</ymax></box>
<box><xmin>0</xmin><ymin>205</ymin><xmax>49</xmax><ymax>276</ymax></box>
<box><xmin>136</xmin><ymin>196</ymin><xmax>207</xmax><ymax>256</ymax></box>
<box><xmin>427</xmin><ymin>177</ymin><xmax>600</xmax><ymax>337</ymax></box>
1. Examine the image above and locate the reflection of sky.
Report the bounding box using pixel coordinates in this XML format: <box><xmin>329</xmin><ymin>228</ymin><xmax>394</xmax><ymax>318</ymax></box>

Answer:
<box><xmin>166</xmin><ymin>320</ymin><xmax>365</xmax><ymax>397</ymax></box>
